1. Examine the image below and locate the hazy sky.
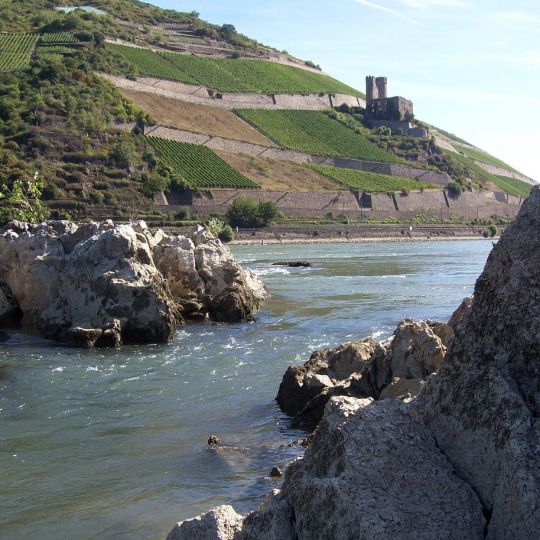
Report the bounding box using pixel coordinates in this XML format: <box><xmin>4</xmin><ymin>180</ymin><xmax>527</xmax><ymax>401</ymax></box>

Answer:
<box><xmin>155</xmin><ymin>0</ymin><xmax>539</xmax><ymax>180</ymax></box>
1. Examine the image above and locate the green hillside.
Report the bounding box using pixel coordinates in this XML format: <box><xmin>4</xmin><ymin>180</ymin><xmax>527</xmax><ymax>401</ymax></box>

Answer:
<box><xmin>108</xmin><ymin>43</ymin><xmax>364</xmax><ymax>96</ymax></box>
<box><xmin>311</xmin><ymin>165</ymin><xmax>438</xmax><ymax>192</ymax></box>
<box><xmin>148</xmin><ymin>138</ymin><xmax>260</xmax><ymax>189</ymax></box>
<box><xmin>236</xmin><ymin>110</ymin><xmax>398</xmax><ymax>163</ymax></box>
<box><xmin>454</xmin><ymin>144</ymin><xmax>517</xmax><ymax>173</ymax></box>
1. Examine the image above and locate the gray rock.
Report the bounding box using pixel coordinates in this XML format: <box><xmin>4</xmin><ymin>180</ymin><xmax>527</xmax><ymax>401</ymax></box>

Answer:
<box><xmin>276</xmin><ymin>319</ymin><xmax>446</xmax><ymax>423</ymax></box>
<box><xmin>0</xmin><ymin>221</ymin><xmax>268</xmax><ymax>347</ymax></box>
<box><xmin>422</xmin><ymin>187</ymin><xmax>540</xmax><ymax>538</ymax></box>
<box><xmin>166</xmin><ymin>506</ymin><xmax>243</xmax><ymax>540</ymax></box>
<box><xmin>0</xmin><ymin>282</ymin><xmax>20</xmax><ymax>325</ymax></box>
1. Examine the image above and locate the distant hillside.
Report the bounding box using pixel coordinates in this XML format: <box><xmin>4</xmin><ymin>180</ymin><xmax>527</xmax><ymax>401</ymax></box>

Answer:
<box><xmin>0</xmin><ymin>0</ymin><xmax>534</xmax><ymax>226</ymax></box>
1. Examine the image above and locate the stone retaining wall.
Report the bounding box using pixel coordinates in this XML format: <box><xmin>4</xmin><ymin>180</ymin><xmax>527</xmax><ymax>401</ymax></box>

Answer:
<box><xmin>102</xmin><ymin>73</ymin><xmax>364</xmax><ymax>111</ymax></box>
<box><xmin>184</xmin><ymin>188</ymin><xmax>520</xmax><ymax>221</ymax></box>
<box><xmin>473</xmin><ymin>161</ymin><xmax>536</xmax><ymax>185</ymax></box>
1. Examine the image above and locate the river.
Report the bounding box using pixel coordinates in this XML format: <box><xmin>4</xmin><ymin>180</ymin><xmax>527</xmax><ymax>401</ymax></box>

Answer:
<box><xmin>0</xmin><ymin>239</ymin><xmax>492</xmax><ymax>539</ymax></box>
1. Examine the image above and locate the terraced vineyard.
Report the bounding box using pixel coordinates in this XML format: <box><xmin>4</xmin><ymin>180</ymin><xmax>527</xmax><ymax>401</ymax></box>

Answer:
<box><xmin>108</xmin><ymin>43</ymin><xmax>199</xmax><ymax>83</ymax></box>
<box><xmin>495</xmin><ymin>176</ymin><xmax>533</xmax><ymax>198</ymax></box>
<box><xmin>0</xmin><ymin>33</ymin><xmax>38</xmax><ymax>71</ymax></box>
<box><xmin>108</xmin><ymin>43</ymin><xmax>363</xmax><ymax>96</ymax></box>
<box><xmin>455</xmin><ymin>144</ymin><xmax>517</xmax><ymax>172</ymax></box>
<box><xmin>236</xmin><ymin>110</ymin><xmax>398</xmax><ymax>163</ymax></box>
<box><xmin>148</xmin><ymin>137</ymin><xmax>260</xmax><ymax>189</ymax></box>
<box><xmin>311</xmin><ymin>165</ymin><xmax>438</xmax><ymax>192</ymax></box>
<box><xmin>452</xmin><ymin>153</ymin><xmax>531</xmax><ymax>198</ymax></box>
<box><xmin>39</xmin><ymin>32</ymin><xmax>80</xmax><ymax>44</ymax></box>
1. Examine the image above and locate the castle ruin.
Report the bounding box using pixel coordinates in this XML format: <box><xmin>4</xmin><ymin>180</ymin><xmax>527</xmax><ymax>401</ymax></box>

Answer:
<box><xmin>365</xmin><ymin>76</ymin><xmax>426</xmax><ymax>137</ymax></box>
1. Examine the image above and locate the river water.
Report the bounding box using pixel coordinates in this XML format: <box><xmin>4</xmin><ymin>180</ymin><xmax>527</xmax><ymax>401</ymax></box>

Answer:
<box><xmin>0</xmin><ymin>240</ymin><xmax>492</xmax><ymax>539</ymax></box>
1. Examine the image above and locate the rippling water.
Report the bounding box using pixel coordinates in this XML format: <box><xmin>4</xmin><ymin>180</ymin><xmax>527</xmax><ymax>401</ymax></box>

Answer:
<box><xmin>0</xmin><ymin>240</ymin><xmax>492</xmax><ymax>539</ymax></box>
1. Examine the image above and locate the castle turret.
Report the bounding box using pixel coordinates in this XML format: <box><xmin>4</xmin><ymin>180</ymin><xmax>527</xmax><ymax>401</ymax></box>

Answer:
<box><xmin>375</xmin><ymin>77</ymin><xmax>387</xmax><ymax>99</ymax></box>
<box><xmin>366</xmin><ymin>76</ymin><xmax>377</xmax><ymax>103</ymax></box>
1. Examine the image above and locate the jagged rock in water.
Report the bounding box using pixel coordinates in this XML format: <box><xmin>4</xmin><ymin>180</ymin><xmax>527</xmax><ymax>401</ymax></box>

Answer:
<box><xmin>0</xmin><ymin>221</ymin><xmax>268</xmax><ymax>347</ymax></box>
<box><xmin>276</xmin><ymin>319</ymin><xmax>449</xmax><ymax>424</ymax></box>
<box><xmin>167</xmin><ymin>187</ymin><xmax>540</xmax><ymax>539</ymax></box>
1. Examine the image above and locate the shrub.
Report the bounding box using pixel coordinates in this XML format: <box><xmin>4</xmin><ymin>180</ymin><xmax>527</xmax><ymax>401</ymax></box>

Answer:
<box><xmin>447</xmin><ymin>181</ymin><xmax>463</xmax><ymax>196</ymax></box>
<box><xmin>226</xmin><ymin>197</ymin><xmax>278</xmax><ymax>228</ymax></box>
<box><xmin>218</xmin><ymin>224</ymin><xmax>234</xmax><ymax>243</ymax></box>
<box><xmin>140</xmin><ymin>171</ymin><xmax>170</xmax><ymax>197</ymax></box>
<box><xmin>109</xmin><ymin>142</ymin><xmax>135</xmax><ymax>168</ymax></box>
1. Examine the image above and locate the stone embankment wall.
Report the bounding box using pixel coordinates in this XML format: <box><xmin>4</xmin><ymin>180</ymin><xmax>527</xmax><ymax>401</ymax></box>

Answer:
<box><xmin>159</xmin><ymin>188</ymin><xmax>521</xmax><ymax>221</ymax></box>
<box><xmin>102</xmin><ymin>74</ymin><xmax>366</xmax><ymax>110</ymax></box>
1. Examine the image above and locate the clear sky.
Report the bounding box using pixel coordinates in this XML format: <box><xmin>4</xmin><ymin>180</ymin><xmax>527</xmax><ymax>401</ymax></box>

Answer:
<box><xmin>153</xmin><ymin>0</ymin><xmax>539</xmax><ymax>180</ymax></box>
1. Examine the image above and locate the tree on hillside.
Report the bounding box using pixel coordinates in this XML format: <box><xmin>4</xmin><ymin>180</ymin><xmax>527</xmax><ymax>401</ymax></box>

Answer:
<box><xmin>220</xmin><ymin>23</ymin><xmax>237</xmax><ymax>40</ymax></box>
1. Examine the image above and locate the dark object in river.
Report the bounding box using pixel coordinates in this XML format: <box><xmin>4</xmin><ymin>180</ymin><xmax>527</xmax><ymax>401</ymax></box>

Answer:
<box><xmin>270</xmin><ymin>466</ymin><xmax>282</xmax><ymax>478</ymax></box>
<box><xmin>272</xmin><ymin>261</ymin><xmax>311</xmax><ymax>268</ymax></box>
<box><xmin>208</xmin><ymin>435</ymin><xmax>222</xmax><ymax>446</ymax></box>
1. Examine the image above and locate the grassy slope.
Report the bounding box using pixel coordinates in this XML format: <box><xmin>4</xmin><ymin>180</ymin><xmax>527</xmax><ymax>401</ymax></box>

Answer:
<box><xmin>121</xmin><ymin>89</ymin><xmax>275</xmax><ymax>145</ymax></box>
<box><xmin>451</xmin><ymin>154</ymin><xmax>531</xmax><ymax>198</ymax></box>
<box><xmin>454</xmin><ymin>144</ymin><xmax>517</xmax><ymax>173</ymax></box>
<box><xmin>236</xmin><ymin>110</ymin><xmax>398</xmax><ymax>163</ymax></box>
<box><xmin>311</xmin><ymin>165</ymin><xmax>438</xmax><ymax>192</ymax></box>
<box><xmin>215</xmin><ymin>150</ymin><xmax>341</xmax><ymax>191</ymax></box>
<box><xmin>109</xmin><ymin>43</ymin><xmax>364</xmax><ymax>96</ymax></box>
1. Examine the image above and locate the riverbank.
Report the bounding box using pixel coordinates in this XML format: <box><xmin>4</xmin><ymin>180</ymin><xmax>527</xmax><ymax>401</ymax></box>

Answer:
<box><xmin>230</xmin><ymin>235</ymin><xmax>486</xmax><ymax>245</ymax></box>
<box><xmin>229</xmin><ymin>223</ymin><xmax>500</xmax><ymax>245</ymax></box>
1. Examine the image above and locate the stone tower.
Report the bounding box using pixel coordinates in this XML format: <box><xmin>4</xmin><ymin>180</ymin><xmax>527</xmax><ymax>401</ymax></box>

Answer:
<box><xmin>375</xmin><ymin>76</ymin><xmax>387</xmax><ymax>99</ymax></box>
<box><xmin>366</xmin><ymin>76</ymin><xmax>377</xmax><ymax>102</ymax></box>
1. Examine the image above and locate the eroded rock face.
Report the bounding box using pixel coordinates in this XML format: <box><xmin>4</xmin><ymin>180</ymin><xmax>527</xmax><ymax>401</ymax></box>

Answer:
<box><xmin>277</xmin><ymin>319</ymin><xmax>450</xmax><ymax>424</ymax></box>
<box><xmin>422</xmin><ymin>188</ymin><xmax>540</xmax><ymax>538</ymax></box>
<box><xmin>169</xmin><ymin>188</ymin><xmax>540</xmax><ymax>539</ymax></box>
<box><xmin>0</xmin><ymin>221</ymin><xmax>268</xmax><ymax>347</ymax></box>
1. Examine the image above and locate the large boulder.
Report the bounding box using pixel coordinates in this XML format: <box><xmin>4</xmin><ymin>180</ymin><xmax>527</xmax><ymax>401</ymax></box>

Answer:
<box><xmin>168</xmin><ymin>187</ymin><xmax>540</xmax><ymax>539</ymax></box>
<box><xmin>166</xmin><ymin>506</ymin><xmax>243</xmax><ymax>540</ymax></box>
<box><xmin>0</xmin><ymin>221</ymin><xmax>268</xmax><ymax>347</ymax></box>
<box><xmin>422</xmin><ymin>188</ymin><xmax>540</xmax><ymax>538</ymax></box>
<box><xmin>276</xmin><ymin>319</ymin><xmax>449</xmax><ymax>424</ymax></box>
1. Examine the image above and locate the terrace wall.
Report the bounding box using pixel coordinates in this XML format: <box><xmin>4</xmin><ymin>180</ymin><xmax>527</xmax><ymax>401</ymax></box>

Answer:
<box><xmin>473</xmin><ymin>161</ymin><xmax>536</xmax><ymax>184</ymax></box>
<box><xmin>120</xmin><ymin>123</ymin><xmax>451</xmax><ymax>185</ymax></box>
<box><xmin>102</xmin><ymin>74</ymin><xmax>363</xmax><ymax>111</ymax></box>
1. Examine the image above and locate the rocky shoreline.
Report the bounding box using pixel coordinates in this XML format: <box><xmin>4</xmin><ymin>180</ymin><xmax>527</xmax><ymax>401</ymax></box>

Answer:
<box><xmin>167</xmin><ymin>188</ymin><xmax>540</xmax><ymax>538</ymax></box>
<box><xmin>0</xmin><ymin>220</ymin><xmax>268</xmax><ymax>348</ymax></box>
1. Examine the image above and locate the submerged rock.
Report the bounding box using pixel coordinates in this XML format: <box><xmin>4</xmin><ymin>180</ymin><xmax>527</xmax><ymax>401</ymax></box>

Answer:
<box><xmin>167</xmin><ymin>188</ymin><xmax>540</xmax><ymax>538</ymax></box>
<box><xmin>272</xmin><ymin>261</ymin><xmax>311</xmax><ymax>268</ymax></box>
<box><xmin>0</xmin><ymin>221</ymin><xmax>269</xmax><ymax>348</ymax></box>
